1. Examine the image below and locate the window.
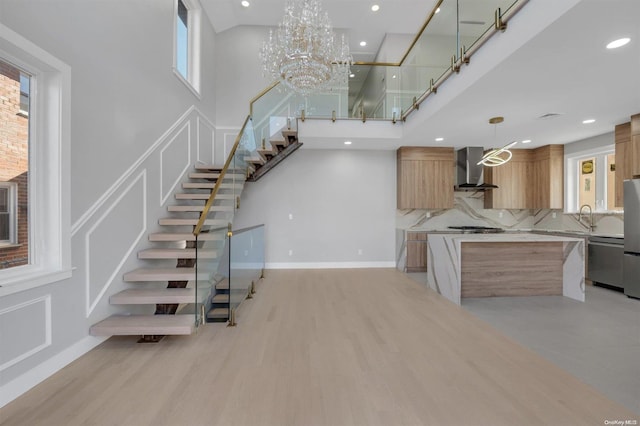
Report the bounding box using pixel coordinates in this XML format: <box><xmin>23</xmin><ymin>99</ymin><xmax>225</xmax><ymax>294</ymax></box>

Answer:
<box><xmin>19</xmin><ymin>72</ymin><xmax>29</xmax><ymax>115</ymax></box>
<box><xmin>173</xmin><ymin>0</ymin><xmax>201</xmax><ymax>96</ymax></box>
<box><xmin>0</xmin><ymin>184</ymin><xmax>17</xmax><ymax>244</ymax></box>
<box><xmin>176</xmin><ymin>0</ymin><xmax>188</xmax><ymax>79</ymax></box>
<box><xmin>566</xmin><ymin>146</ymin><xmax>619</xmax><ymax>213</ymax></box>
<box><xmin>0</xmin><ymin>23</ymin><xmax>71</xmax><ymax>293</ymax></box>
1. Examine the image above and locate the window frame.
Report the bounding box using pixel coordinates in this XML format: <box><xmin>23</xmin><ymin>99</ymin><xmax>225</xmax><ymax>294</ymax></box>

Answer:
<box><xmin>564</xmin><ymin>144</ymin><xmax>616</xmax><ymax>213</ymax></box>
<box><xmin>0</xmin><ymin>182</ymin><xmax>18</xmax><ymax>246</ymax></box>
<box><xmin>173</xmin><ymin>0</ymin><xmax>202</xmax><ymax>98</ymax></box>
<box><xmin>0</xmin><ymin>23</ymin><xmax>72</xmax><ymax>296</ymax></box>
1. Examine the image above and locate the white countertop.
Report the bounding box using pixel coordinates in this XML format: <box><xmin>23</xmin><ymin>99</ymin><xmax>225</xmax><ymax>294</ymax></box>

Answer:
<box><xmin>433</xmin><ymin>233</ymin><xmax>585</xmax><ymax>243</ymax></box>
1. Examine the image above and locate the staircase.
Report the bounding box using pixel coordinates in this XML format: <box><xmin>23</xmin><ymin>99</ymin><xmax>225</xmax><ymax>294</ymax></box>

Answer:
<box><xmin>90</xmin><ymin>124</ymin><xmax>300</xmax><ymax>338</ymax></box>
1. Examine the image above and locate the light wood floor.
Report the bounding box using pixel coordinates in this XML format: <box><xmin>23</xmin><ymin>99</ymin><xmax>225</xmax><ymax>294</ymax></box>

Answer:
<box><xmin>1</xmin><ymin>269</ymin><xmax>635</xmax><ymax>426</ymax></box>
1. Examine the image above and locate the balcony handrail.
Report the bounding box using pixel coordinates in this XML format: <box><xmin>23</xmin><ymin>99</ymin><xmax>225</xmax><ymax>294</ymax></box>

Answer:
<box><xmin>248</xmin><ymin>0</ymin><xmax>530</xmax><ymax>123</ymax></box>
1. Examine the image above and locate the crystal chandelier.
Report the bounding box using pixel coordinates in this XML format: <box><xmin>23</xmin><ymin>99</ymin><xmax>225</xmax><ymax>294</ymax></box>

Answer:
<box><xmin>260</xmin><ymin>0</ymin><xmax>352</xmax><ymax>96</ymax></box>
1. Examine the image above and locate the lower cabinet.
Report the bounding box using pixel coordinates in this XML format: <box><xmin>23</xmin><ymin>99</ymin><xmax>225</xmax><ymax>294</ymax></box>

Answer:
<box><xmin>406</xmin><ymin>232</ymin><xmax>428</xmax><ymax>272</ymax></box>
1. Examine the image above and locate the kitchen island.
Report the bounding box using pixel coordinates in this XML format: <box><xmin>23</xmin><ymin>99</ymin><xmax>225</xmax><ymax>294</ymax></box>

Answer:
<box><xmin>426</xmin><ymin>233</ymin><xmax>585</xmax><ymax>305</ymax></box>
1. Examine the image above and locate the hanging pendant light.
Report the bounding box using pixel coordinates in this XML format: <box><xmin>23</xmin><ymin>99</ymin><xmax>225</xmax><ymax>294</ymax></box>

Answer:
<box><xmin>478</xmin><ymin>117</ymin><xmax>517</xmax><ymax>167</ymax></box>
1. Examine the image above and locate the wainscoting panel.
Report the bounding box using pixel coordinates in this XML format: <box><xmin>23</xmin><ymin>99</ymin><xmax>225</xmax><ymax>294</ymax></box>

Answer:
<box><xmin>197</xmin><ymin>116</ymin><xmax>215</xmax><ymax>165</ymax></box>
<box><xmin>160</xmin><ymin>121</ymin><xmax>191</xmax><ymax>205</ymax></box>
<box><xmin>84</xmin><ymin>171</ymin><xmax>147</xmax><ymax>317</ymax></box>
<box><xmin>0</xmin><ymin>295</ymin><xmax>51</xmax><ymax>372</ymax></box>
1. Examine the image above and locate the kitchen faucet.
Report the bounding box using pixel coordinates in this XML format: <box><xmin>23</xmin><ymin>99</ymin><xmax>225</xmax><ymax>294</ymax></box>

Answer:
<box><xmin>578</xmin><ymin>204</ymin><xmax>595</xmax><ymax>232</ymax></box>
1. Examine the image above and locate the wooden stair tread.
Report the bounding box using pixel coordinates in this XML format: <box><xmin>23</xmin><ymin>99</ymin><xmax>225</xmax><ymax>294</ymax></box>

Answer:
<box><xmin>138</xmin><ymin>248</ymin><xmax>217</xmax><ymax>259</ymax></box>
<box><xmin>212</xmin><ymin>294</ymin><xmax>229</xmax><ymax>303</ymax></box>
<box><xmin>90</xmin><ymin>314</ymin><xmax>195</xmax><ymax>336</ymax></box>
<box><xmin>110</xmin><ymin>288</ymin><xmax>197</xmax><ymax>305</ymax></box>
<box><xmin>182</xmin><ymin>182</ymin><xmax>244</xmax><ymax>189</ymax></box>
<box><xmin>149</xmin><ymin>232</ymin><xmax>224</xmax><ymax>242</ymax></box>
<box><xmin>215</xmin><ymin>279</ymin><xmax>229</xmax><ymax>290</ymax></box>
<box><xmin>207</xmin><ymin>308</ymin><xmax>229</xmax><ymax>319</ymax></box>
<box><xmin>243</xmin><ymin>156</ymin><xmax>265</xmax><ymax>165</ymax></box>
<box><xmin>123</xmin><ymin>267</ymin><xmax>210</xmax><ymax>282</ymax></box>
<box><xmin>188</xmin><ymin>172</ymin><xmax>245</xmax><ymax>179</ymax></box>
<box><xmin>159</xmin><ymin>218</ymin><xmax>228</xmax><ymax>226</ymax></box>
<box><xmin>175</xmin><ymin>193</ymin><xmax>236</xmax><ymax>200</ymax></box>
<box><xmin>167</xmin><ymin>205</ymin><xmax>233</xmax><ymax>212</ymax></box>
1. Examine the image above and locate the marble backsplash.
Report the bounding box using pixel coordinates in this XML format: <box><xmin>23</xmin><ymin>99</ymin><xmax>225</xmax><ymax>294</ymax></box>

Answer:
<box><xmin>397</xmin><ymin>192</ymin><xmax>624</xmax><ymax>235</ymax></box>
<box><xmin>396</xmin><ymin>192</ymin><xmax>624</xmax><ymax>270</ymax></box>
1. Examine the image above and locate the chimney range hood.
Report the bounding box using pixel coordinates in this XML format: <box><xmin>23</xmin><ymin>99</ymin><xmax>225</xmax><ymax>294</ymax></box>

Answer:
<box><xmin>455</xmin><ymin>147</ymin><xmax>498</xmax><ymax>191</ymax></box>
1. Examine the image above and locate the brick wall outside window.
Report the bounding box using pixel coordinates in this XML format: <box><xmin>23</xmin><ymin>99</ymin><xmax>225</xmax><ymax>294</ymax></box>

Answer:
<box><xmin>0</xmin><ymin>59</ymin><xmax>29</xmax><ymax>269</ymax></box>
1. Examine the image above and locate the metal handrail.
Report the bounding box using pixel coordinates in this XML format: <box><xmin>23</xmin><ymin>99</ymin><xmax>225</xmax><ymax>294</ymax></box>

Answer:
<box><xmin>193</xmin><ymin>114</ymin><xmax>251</xmax><ymax>236</ymax></box>
<box><xmin>247</xmin><ymin>0</ymin><xmax>530</xmax><ymax>124</ymax></box>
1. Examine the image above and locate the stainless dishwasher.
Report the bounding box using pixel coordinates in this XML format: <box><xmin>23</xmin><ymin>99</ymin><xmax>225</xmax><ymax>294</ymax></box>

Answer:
<box><xmin>587</xmin><ymin>236</ymin><xmax>625</xmax><ymax>291</ymax></box>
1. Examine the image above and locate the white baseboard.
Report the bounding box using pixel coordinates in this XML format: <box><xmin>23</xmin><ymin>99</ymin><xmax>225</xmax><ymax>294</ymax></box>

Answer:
<box><xmin>0</xmin><ymin>335</ymin><xmax>107</xmax><ymax>408</ymax></box>
<box><xmin>265</xmin><ymin>261</ymin><xmax>396</xmax><ymax>269</ymax></box>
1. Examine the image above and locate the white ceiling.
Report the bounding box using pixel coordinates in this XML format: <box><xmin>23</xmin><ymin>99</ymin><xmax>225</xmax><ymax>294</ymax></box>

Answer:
<box><xmin>202</xmin><ymin>0</ymin><xmax>640</xmax><ymax>150</ymax></box>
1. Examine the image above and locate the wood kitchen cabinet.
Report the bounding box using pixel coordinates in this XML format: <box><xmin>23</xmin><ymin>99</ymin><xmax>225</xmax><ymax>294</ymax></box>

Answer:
<box><xmin>484</xmin><ymin>145</ymin><xmax>563</xmax><ymax>209</ymax></box>
<box><xmin>484</xmin><ymin>149</ymin><xmax>532</xmax><ymax>209</ymax></box>
<box><xmin>615</xmin><ymin>121</ymin><xmax>632</xmax><ymax>207</ymax></box>
<box><xmin>531</xmin><ymin>145</ymin><xmax>564</xmax><ymax>209</ymax></box>
<box><xmin>406</xmin><ymin>232</ymin><xmax>428</xmax><ymax>272</ymax></box>
<box><xmin>397</xmin><ymin>147</ymin><xmax>454</xmax><ymax>209</ymax></box>
<box><xmin>631</xmin><ymin>114</ymin><xmax>640</xmax><ymax>177</ymax></box>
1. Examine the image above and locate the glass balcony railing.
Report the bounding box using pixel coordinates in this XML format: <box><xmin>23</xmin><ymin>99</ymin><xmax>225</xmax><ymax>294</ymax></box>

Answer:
<box><xmin>249</xmin><ymin>0</ymin><xmax>528</xmax><ymax>123</ymax></box>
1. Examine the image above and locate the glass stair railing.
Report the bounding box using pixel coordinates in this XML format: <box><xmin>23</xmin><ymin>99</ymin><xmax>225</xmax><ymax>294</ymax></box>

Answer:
<box><xmin>190</xmin><ymin>0</ymin><xmax>530</xmax><ymax>328</ymax></box>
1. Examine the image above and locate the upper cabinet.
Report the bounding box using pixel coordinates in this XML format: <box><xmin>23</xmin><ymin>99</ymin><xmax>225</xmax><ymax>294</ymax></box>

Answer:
<box><xmin>531</xmin><ymin>145</ymin><xmax>564</xmax><ymax>209</ymax></box>
<box><xmin>484</xmin><ymin>145</ymin><xmax>563</xmax><ymax>210</ymax></box>
<box><xmin>397</xmin><ymin>147</ymin><xmax>454</xmax><ymax>209</ymax></box>
<box><xmin>615</xmin><ymin>122</ymin><xmax>631</xmax><ymax>208</ymax></box>
<box><xmin>484</xmin><ymin>149</ymin><xmax>532</xmax><ymax>209</ymax></box>
<box><xmin>631</xmin><ymin>114</ymin><xmax>640</xmax><ymax>177</ymax></box>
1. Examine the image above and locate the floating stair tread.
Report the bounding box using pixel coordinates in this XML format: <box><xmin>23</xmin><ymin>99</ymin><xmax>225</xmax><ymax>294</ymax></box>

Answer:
<box><xmin>124</xmin><ymin>267</ymin><xmax>209</xmax><ymax>282</ymax></box>
<box><xmin>159</xmin><ymin>218</ymin><xmax>228</xmax><ymax>226</ymax></box>
<box><xmin>282</xmin><ymin>130</ymin><xmax>298</xmax><ymax>142</ymax></box>
<box><xmin>182</xmin><ymin>182</ymin><xmax>244</xmax><ymax>189</ymax></box>
<box><xmin>207</xmin><ymin>308</ymin><xmax>229</xmax><ymax>319</ymax></box>
<box><xmin>90</xmin><ymin>315</ymin><xmax>195</xmax><ymax>336</ymax></box>
<box><xmin>138</xmin><ymin>248</ymin><xmax>217</xmax><ymax>259</ymax></box>
<box><xmin>244</xmin><ymin>156</ymin><xmax>265</xmax><ymax>165</ymax></box>
<box><xmin>188</xmin><ymin>172</ymin><xmax>245</xmax><ymax>180</ymax></box>
<box><xmin>175</xmin><ymin>193</ymin><xmax>236</xmax><ymax>200</ymax></box>
<box><xmin>110</xmin><ymin>288</ymin><xmax>196</xmax><ymax>305</ymax></box>
<box><xmin>167</xmin><ymin>205</ymin><xmax>234</xmax><ymax>212</ymax></box>
<box><xmin>215</xmin><ymin>279</ymin><xmax>229</xmax><ymax>290</ymax></box>
<box><xmin>212</xmin><ymin>294</ymin><xmax>229</xmax><ymax>303</ymax></box>
<box><xmin>149</xmin><ymin>232</ymin><xmax>224</xmax><ymax>242</ymax></box>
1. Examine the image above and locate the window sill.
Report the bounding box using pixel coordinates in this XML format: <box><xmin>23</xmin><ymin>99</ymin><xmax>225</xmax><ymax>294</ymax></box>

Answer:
<box><xmin>0</xmin><ymin>243</ymin><xmax>22</xmax><ymax>250</ymax></box>
<box><xmin>17</xmin><ymin>110</ymin><xmax>28</xmax><ymax>118</ymax></box>
<box><xmin>173</xmin><ymin>68</ymin><xmax>202</xmax><ymax>100</ymax></box>
<box><xmin>0</xmin><ymin>267</ymin><xmax>73</xmax><ymax>297</ymax></box>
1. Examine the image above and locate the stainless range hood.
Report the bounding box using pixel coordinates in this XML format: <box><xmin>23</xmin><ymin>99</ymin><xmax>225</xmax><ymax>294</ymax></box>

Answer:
<box><xmin>455</xmin><ymin>147</ymin><xmax>498</xmax><ymax>191</ymax></box>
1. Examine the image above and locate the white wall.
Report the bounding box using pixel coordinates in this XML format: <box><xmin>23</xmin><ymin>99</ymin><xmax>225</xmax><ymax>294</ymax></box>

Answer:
<box><xmin>233</xmin><ymin>149</ymin><xmax>397</xmax><ymax>268</ymax></box>
<box><xmin>0</xmin><ymin>0</ymin><xmax>218</xmax><ymax>403</ymax></box>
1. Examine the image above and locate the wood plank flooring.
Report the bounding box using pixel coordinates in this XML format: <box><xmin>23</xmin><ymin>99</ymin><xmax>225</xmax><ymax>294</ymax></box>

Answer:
<box><xmin>1</xmin><ymin>269</ymin><xmax>635</xmax><ymax>426</ymax></box>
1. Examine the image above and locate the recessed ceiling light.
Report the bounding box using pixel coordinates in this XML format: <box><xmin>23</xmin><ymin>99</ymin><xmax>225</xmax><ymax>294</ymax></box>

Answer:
<box><xmin>392</xmin><ymin>74</ymin><xmax>397</xmax><ymax>79</ymax></box>
<box><xmin>349</xmin><ymin>73</ymin><xmax>355</xmax><ymax>78</ymax></box>
<box><xmin>241</xmin><ymin>0</ymin><xmax>250</xmax><ymax>7</ymax></box>
<box><xmin>360</xmin><ymin>41</ymin><xmax>367</xmax><ymax>47</ymax></box>
<box><xmin>435</xmin><ymin>7</ymin><xmax>441</xmax><ymax>14</ymax></box>
<box><xmin>583</xmin><ymin>119</ymin><xmax>596</xmax><ymax>124</ymax></box>
<box><xmin>371</xmin><ymin>4</ymin><xmax>380</xmax><ymax>12</ymax></box>
<box><xmin>344</xmin><ymin>141</ymin><xmax>352</xmax><ymax>145</ymax></box>
<box><xmin>607</xmin><ymin>38</ymin><xmax>630</xmax><ymax>49</ymax></box>
<box><xmin>435</xmin><ymin>137</ymin><xmax>444</xmax><ymax>142</ymax></box>
<box><xmin>521</xmin><ymin>139</ymin><xmax>532</xmax><ymax>144</ymax></box>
